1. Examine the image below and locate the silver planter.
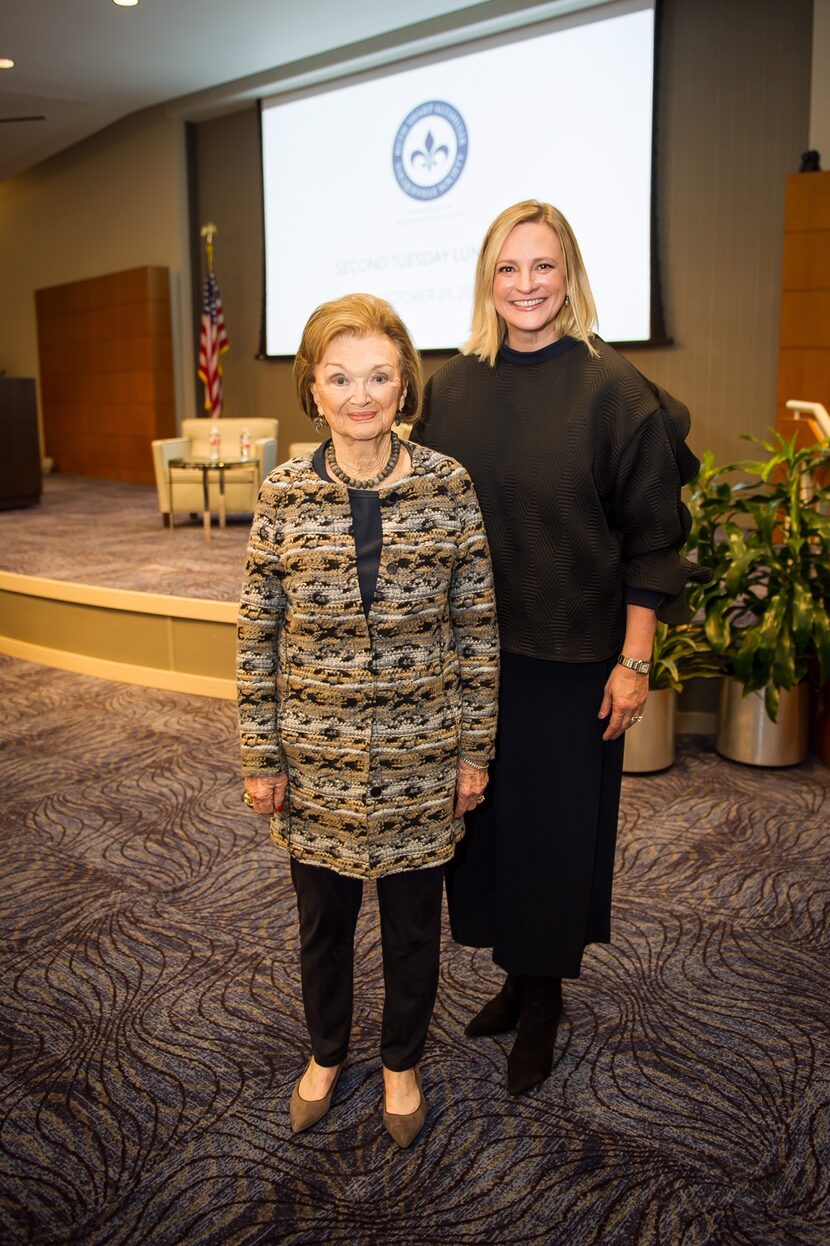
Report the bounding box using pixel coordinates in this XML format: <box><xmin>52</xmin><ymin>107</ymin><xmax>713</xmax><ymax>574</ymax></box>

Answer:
<box><xmin>623</xmin><ymin>687</ymin><xmax>677</xmax><ymax>774</ymax></box>
<box><xmin>716</xmin><ymin>678</ymin><xmax>809</xmax><ymax>766</ymax></box>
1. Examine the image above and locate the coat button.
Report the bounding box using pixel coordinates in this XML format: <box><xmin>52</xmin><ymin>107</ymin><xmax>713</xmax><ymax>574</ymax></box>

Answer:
<box><xmin>370</xmin><ymin>785</ymin><xmax>382</xmax><ymax>797</ymax></box>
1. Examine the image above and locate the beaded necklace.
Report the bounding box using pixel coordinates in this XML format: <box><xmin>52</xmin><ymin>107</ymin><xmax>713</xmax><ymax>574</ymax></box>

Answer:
<box><xmin>325</xmin><ymin>432</ymin><xmax>401</xmax><ymax>490</ymax></box>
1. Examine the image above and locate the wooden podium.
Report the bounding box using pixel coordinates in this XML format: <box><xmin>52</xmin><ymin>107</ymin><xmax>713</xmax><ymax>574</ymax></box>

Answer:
<box><xmin>777</xmin><ymin>170</ymin><xmax>830</xmax><ymax>443</ymax></box>
<box><xmin>776</xmin><ymin>171</ymin><xmax>830</xmax><ymax>763</ymax></box>
<box><xmin>0</xmin><ymin>377</ymin><xmax>41</xmax><ymax>510</ymax></box>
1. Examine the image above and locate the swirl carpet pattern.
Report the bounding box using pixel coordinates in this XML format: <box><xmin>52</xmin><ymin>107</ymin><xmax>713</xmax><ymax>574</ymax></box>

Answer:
<box><xmin>1</xmin><ymin>652</ymin><xmax>829</xmax><ymax>1245</ymax></box>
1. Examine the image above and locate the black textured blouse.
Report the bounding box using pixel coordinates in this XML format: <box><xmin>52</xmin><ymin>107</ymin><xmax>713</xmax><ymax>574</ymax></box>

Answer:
<box><xmin>412</xmin><ymin>336</ymin><xmax>705</xmax><ymax>662</ymax></box>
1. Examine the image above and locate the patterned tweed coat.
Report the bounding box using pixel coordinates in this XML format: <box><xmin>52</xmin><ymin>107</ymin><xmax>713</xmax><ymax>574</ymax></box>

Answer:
<box><xmin>237</xmin><ymin>443</ymin><xmax>499</xmax><ymax>880</ymax></box>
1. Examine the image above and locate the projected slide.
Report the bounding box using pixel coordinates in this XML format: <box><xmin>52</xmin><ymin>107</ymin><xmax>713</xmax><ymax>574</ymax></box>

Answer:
<box><xmin>262</xmin><ymin>2</ymin><xmax>654</xmax><ymax>354</ymax></box>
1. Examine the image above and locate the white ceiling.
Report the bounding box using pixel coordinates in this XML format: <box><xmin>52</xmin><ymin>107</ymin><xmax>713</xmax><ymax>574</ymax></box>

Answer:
<box><xmin>0</xmin><ymin>0</ymin><xmax>495</xmax><ymax>181</ymax></box>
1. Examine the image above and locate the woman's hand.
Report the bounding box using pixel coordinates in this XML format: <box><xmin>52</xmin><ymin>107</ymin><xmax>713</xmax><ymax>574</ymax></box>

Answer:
<box><xmin>598</xmin><ymin>665</ymin><xmax>649</xmax><ymax>741</ymax></box>
<box><xmin>455</xmin><ymin>761</ymin><xmax>489</xmax><ymax>819</ymax></box>
<box><xmin>244</xmin><ymin>774</ymin><xmax>288</xmax><ymax>815</ymax></box>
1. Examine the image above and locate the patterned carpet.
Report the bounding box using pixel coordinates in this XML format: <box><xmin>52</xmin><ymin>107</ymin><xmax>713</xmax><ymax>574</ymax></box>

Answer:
<box><xmin>0</xmin><ymin>475</ymin><xmax>249</xmax><ymax>600</ymax></box>
<box><xmin>1</xmin><ymin>654</ymin><xmax>828</xmax><ymax>1244</ymax></box>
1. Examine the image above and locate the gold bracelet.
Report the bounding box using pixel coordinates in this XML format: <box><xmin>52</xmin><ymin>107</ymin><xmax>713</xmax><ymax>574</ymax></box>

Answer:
<box><xmin>459</xmin><ymin>755</ymin><xmax>489</xmax><ymax>771</ymax></box>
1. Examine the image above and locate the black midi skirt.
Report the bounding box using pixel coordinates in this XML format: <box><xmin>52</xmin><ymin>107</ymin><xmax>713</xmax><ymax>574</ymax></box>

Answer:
<box><xmin>446</xmin><ymin>650</ymin><xmax>624</xmax><ymax>979</ymax></box>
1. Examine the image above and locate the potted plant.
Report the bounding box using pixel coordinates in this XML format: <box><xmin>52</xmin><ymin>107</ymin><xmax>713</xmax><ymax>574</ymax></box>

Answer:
<box><xmin>687</xmin><ymin>431</ymin><xmax>830</xmax><ymax>766</ymax></box>
<box><xmin>623</xmin><ymin>604</ymin><xmax>724</xmax><ymax>774</ymax></box>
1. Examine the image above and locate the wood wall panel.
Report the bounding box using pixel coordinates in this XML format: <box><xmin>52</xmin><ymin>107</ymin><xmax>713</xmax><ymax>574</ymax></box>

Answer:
<box><xmin>784</xmin><ymin>172</ymin><xmax>830</xmax><ymax>231</ymax></box>
<box><xmin>782</xmin><ymin>231</ymin><xmax>830</xmax><ymax>289</ymax></box>
<box><xmin>780</xmin><ymin>290</ymin><xmax>830</xmax><ymax>348</ymax></box>
<box><xmin>35</xmin><ymin>266</ymin><xmax>175</xmax><ymax>484</ymax></box>
<box><xmin>777</xmin><ymin>349</ymin><xmax>830</xmax><ymax>405</ymax></box>
<box><xmin>777</xmin><ymin>171</ymin><xmax>830</xmax><ymax>438</ymax></box>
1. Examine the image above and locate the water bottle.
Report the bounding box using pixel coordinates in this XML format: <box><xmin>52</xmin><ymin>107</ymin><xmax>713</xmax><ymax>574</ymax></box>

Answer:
<box><xmin>240</xmin><ymin>428</ymin><xmax>251</xmax><ymax>461</ymax></box>
<box><xmin>209</xmin><ymin>425</ymin><xmax>220</xmax><ymax>462</ymax></box>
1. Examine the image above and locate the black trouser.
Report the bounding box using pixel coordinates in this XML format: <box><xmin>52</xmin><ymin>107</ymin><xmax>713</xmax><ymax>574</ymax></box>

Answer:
<box><xmin>290</xmin><ymin>858</ymin><xmax>444</xmax><ymax>1071</ymax></box>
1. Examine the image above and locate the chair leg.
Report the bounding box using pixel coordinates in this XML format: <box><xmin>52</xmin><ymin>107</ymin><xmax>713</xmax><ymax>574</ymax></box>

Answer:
<box><xmin>162</xmin><ymin>513</ymin><xmax>171</xmax><ymax>528</ymax></box>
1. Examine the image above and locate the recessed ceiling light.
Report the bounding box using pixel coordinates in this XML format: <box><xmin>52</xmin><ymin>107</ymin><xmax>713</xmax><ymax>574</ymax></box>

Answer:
<box><xmin>0</xmin><ymin>58</ymin><xmax>15</xmax><ymax>70</ymax></box>
<box><xmin>112</xmin><ymin>0</ymin><xmax>139</xmax><ymax>7</ymax></box>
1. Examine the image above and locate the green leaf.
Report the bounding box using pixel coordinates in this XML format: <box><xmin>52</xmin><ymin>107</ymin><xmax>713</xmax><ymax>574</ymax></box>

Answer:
<box><xmin>772</xmin><ymin>620</ymin><xmax>796</xmax><ymax>690</ymax></box>
<box><xmin>724</xmin><ymin>551</ymin><xmax>755</xmax><ymax>595</ymax></box>
<box><xmin>764</xmin><ymin>681</ymin><xmax>780</xmax><ymax>723</ymax></box>
<box><xmin>734</xmin><ymin>627</ymin><xmax>762</xmax><ymax>683</ymax></box>
<box><xmin>705</xmin><ymin>601</ymin><xmax>731</xmax><ymax>651</ymax></box>
<box><xmin>791</xmin><ymin>581</ymin><xmax>814</xmax><ymax>650</ymax></box>
<box><xmin>654</xmin><ymin>656</ymin><xmax>681</xmax><ymax>692</ymax></box>
<box><xmin>814</xmin><ymin>610</ymin><xmax>830</xmax><ymax>687</ymax></box>
<box><xmin>756</xmin><ymin>592</ymin><xmax>786</xmax><ymax>647</ymax></box>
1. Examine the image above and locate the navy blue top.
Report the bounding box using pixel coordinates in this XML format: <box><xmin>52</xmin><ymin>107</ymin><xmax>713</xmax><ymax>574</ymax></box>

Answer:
<box><xmin>499</xmin><ymin>337</ymin><xmax>580</xmax><ymax>366</ymax></box>
<box><xmin>313</xmin><ymin>442</ymin><xmax>382</xmax><ymax>617</ymax></box>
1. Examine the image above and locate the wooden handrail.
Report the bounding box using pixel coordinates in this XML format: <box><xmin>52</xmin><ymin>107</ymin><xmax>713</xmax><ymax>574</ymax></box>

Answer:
<box><xmin>786</xmin><ymin>400</ymin><xmax>830</xmax><ymax>441</ymax></box>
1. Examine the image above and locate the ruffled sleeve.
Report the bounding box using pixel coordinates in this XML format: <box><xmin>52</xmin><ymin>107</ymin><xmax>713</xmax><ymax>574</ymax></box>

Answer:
<box><xmin>611</xmin><ymin>381</ymin><xmax>710</xmax><ymax>624</ymax></box>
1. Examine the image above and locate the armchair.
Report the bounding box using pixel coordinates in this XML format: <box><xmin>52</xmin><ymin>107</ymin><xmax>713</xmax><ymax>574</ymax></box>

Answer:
<box><xmin>152</xmin><ymin>418</ymin><xmax>278</xmax><ymax>524</ymax></box>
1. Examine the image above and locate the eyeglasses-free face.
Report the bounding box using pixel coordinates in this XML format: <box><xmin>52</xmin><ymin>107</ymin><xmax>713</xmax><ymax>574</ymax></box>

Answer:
<box><xmin>492</xmin><ymin>221</ymin><xmax>568</xmax><ymax>351</ymax></box>
<box><xmin>311</xmin><ymin>333</ymin><xmax>406</xmax><ymax>449</ymax></box>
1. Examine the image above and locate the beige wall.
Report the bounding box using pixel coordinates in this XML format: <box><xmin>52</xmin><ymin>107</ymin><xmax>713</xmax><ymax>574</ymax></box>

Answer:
<box><xmin>622</xmin><ymin>0</ymin><xmax>812</xmax><ymax>464</ymax></box>
<box><xmin>811</xmin><ymin>0</ymin><xmax>830</xmax><ymax>159</ymax></box>
<box><xmin>193</xmin><ymin>109</ymin><xmax>301</xmax><ymax>442</ymax></box>
<box><xmin>196</xmin><ymin>0</ymin><xmax>812</xmax><ymax>466</ymax></box>
<box><xmin>0</xmin><ymin>109</ymin><xmax>196</xmax><ymax>451</ymax></box>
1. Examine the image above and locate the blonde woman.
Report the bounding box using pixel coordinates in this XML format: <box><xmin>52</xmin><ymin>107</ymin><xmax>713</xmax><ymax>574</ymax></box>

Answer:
<box><xmin>238</xmin><ymin>294</ymin><xmax>499</xmax><ymax>1146</ymax></box>
<box><xmin>413</xmin><ymin>201</ymin><xmax>706</xmax><ymax>1095</ymax></box>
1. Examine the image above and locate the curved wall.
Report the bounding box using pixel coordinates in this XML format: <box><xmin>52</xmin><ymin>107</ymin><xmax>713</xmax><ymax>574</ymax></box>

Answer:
<box><xmin>0</xmin><ymin>572</ymin><xmax>236</xmax><ymax>699</ymax></box>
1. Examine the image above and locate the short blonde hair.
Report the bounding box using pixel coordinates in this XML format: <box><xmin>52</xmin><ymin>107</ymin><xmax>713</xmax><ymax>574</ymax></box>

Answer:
<box><xmin>465</xmin><ymin>200</ymin><xmax>599</xmax><ymax>366</ymax></box>
<box><xmin>293</xmin><ymin>293</ymin><xmax>424</xmax><ymax>425</ymax></box>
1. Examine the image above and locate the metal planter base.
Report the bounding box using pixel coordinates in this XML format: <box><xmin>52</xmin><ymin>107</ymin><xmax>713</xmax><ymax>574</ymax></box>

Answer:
<box><xmin>716</xmin><ymin>678</ymin><xmax>809</xmax><ymax>767</ymax></box>
<box><xmin>623</xmin><ymin>688</ymin><xmax>677</xmax><ymax>774</ymax></box>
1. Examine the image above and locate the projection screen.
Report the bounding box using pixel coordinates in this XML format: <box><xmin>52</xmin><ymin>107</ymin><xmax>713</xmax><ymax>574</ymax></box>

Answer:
<box><xmin>261</xmin><ymin>0</ymin><xmax>657</xmax><ymax>355</ymax></box>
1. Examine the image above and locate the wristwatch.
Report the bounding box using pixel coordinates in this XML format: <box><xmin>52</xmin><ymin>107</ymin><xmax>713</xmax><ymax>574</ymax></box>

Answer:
<box><xmin>618</xmin><ymin>654</ymin><xmax>652</xmax><ymax>675</ymax></box>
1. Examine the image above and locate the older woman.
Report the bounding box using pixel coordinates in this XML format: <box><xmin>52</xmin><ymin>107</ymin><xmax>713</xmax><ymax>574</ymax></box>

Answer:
<box><xmin>238</xmin><ymin>293</ymin><xmax>498</xmax><ymax>1146</ymax></box>
<box><xmin>413</xmin><ymin>201</ymin><xmax>706</xmax><ymax>1096</ymax></box>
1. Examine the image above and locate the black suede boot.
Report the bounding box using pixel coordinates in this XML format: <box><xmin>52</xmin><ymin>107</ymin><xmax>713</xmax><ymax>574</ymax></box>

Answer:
<box><xmin>465</xmin><ymin>975</ymin><xmax>524</xmax><ymax>1038</ymax></box>
<box><xmin>507</xmin><ymin>976</ymin><xmax>563</xmax><ymax>1095</ymax></box>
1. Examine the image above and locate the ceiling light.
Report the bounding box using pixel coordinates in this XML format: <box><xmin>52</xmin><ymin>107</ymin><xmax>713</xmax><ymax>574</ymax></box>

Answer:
<box><xmin>0</xmin><ymin>58</ymin><xmax>15</xmax><ymax>70</ymax></box>
<box><xmin>112</xmin><ymin>0</ymin><xmax>140</xmax><ymax>7</ymax></box>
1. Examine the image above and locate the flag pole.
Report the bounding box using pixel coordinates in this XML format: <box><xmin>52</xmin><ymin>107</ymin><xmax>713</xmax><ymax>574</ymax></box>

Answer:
<box><xmin>197</xmin><ymin>222</ymin><xmax>229</xmax><ymax>420</ymax></box>
<box><xmin>200</xmin><ymin>221</ymin><xmax>216</xmax><ymax>273</ymax></box>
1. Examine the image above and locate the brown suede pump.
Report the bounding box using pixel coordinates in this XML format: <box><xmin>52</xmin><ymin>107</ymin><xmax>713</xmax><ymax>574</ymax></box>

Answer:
<box><xmin>382</xmin><ymin>1067</ymin><xmax>427</xmax><ymax>1148</ymax></box>
<box><xmin>289</xmin><ymin>1061</ymin><xmax>344</xmax><ymax>1134</ymax></box>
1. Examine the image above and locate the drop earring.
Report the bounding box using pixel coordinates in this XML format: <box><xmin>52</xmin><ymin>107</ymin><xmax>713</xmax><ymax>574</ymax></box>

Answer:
<box><xmin>313</xmin><ymin>408</ymin><xmax>325</xmax><ymax>433</ymax></box>
<box><xmin>563</xmin><ymin>294</ymin><xmax>570</xmax><ymax>307</ymax></box>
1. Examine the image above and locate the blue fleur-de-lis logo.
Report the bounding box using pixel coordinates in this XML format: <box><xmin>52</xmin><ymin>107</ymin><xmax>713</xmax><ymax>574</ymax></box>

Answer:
<box><xmin>410</xmin><ymin>129</ymin><xmax>449</xmax><ymax>172</ymax></box>
<box><xmin>392</xmin><ymin>100</ymin><xmax>468</xmax><ymax>201</ymax></box>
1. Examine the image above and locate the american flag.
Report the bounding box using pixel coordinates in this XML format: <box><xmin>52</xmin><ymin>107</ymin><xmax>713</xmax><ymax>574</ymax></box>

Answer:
<box><xmin>198</xmin><ymin>270</ymin><xmax>229</xmax><ymax>417</ymax></box>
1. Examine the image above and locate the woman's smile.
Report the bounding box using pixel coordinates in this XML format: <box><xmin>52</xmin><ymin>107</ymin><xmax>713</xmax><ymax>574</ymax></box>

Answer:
<box><xmin>492</xmin><ymin>220</ymin><xmax>568</xmax><ymax>349</ymax></box>
<box><xmin>311</xmin><ymin>333</ymin><xmax>405</xmax><ymax>450</ymax></box>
